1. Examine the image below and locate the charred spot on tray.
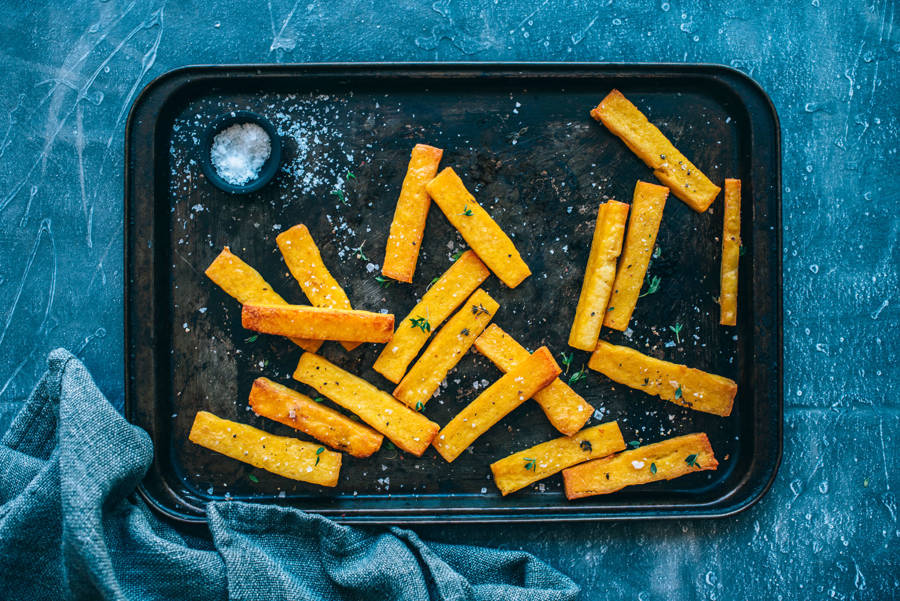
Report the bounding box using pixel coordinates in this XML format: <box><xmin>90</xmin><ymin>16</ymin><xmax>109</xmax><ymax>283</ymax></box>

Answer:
<box><xmin>580</xmin><ymin>440</ymin><xmax>593</xmax><ymax>452</ymax></box>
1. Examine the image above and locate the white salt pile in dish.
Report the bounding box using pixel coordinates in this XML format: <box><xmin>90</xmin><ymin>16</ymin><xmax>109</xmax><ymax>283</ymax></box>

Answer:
<box><xmin>210</xmin><ymin>122</ymin><xmax>272</xmax><ymax>185</ymax></box>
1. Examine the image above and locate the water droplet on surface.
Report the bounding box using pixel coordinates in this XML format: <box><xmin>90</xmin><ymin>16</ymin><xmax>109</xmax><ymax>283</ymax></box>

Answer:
<box><xmin>661</xmin><ymin>2</ymin><xmax>670</xmax><ymax>10</ymax></box>
<box><xmin>809</xmin><ymin>264</ymin><xmax>819</xmax><ymax>273</ymax></box>
<box><xmin>790</xmin><ymin>479</ymin><xmax>803</xmax><ymax>496</ymax></box>
<box><xmin>804</xmin><ymin>102</ymin><xmax>823</xmax><ymax>112</ymax></box>
<box><xmin>806</xmin><ymin>164</ymin><xmax>813</xmax><ymax>172</ymax></box>
<box><xmin>818</xmin><ymin>480</ymin><xmax>829</xmax><ymax>494</ymax></box>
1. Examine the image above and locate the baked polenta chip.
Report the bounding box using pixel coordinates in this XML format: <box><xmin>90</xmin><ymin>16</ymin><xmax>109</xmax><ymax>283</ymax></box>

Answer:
<box><xmin>425</xmin><ymin>167</ymin><xmax>531</xmax><ymax>288</ymax></box>
<box><xmin>188</xmin><ymin>411</ymin><xmax>341</xmax><ymax>486</ymax></box>
<box><xmin>242</xmin><ymin>304</ymin><xmax>394</xmax><ymax>343</ymax></box>
<box><xmin>563</xmin><ymin>433</ymin><xmax>717</xmax><ymax>499</ymax></box>
<box><xmin>277</xmin><ymin>224</ymin><xmax>359</xmax><ymax>351</ymax></box>
<box><xmin>392</xmin><ymin>288</ymin><xmax>498</xmax><ymax>409</ymax></box>
<box><xmin>490</xmin><ymin>422</ymin><xmax>625</xmax><ymax>496</ymax></box>
<box><xmin>568</xmin><ymin>200</ymin><xmax>629</xmax><ymax>351</ymax></box>
<box><xmin>591</xmin><ymin>89</ymin><xmax>721</xmax><ymax>212</ymax></box>
<box><xmin>249</xmin><ymin>377</ymin><xmax>383</xmax><ymax>458</ymax></box>
<box><xmin>382</xmin><ymin>144</ymin><xmax>444</xmax><ymax>283</ymax></box>
<box><xmin>719</xmin><ymin>178</ymin><xmax>741</xmax><ymax>326</ymax></box>
<box><xmin>474</xmin><ymin>324</ymin><xmax>593</xmax><ymax>435</ymax></box>
<box><xmin>604</xmin><ymin>181</ymin><xmax>669</xmax><ymax>331</ymax></box>
<box><xmin>432</xmin><ymin>347</ymin><xmax>561</xmax><ymax>463</ymax></box>
<box><xmin>204</xmin><ymin>247</ymin><xmax>321</xmax><ymax>352</ymax></box>
<box><xmin>588</xmin><ymin>340</ymin><xmax>736</xmax><ymax>416</ymax></box>
<box><xmin>374</xmin><ymin>250</ymin><xmax>489</xmax><ymax>383</ymax></box>
<box><xmin>293</xmin><ymin>352</ymin><xmax>439</xmax><ymax>456</ymax></box>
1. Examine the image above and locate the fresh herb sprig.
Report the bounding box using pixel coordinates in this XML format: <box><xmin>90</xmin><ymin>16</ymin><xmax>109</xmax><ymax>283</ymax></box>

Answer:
<box><xmin>409</xmin><ymin>316</ymin><xmax>431</xmax><ymax>332</ymax></box>
<box><xmin>460</xmin><ymin>205</ymin><xmax>474</xmax><ymax>216</ymax></box>
<box><xmin>471</xmin><ymin>303</ymin><xmax>491</xmax><ymax>316</ymax></box>
<box><xmin>315</xmin><ymin>447</ymin><xmax>325</xmax><ymax>466</ymax></box>
<box><xmin>374</xmin><ymin>275</ymin><xmax>392</xmax><ymax>288</ymax></box>
<box><xmin>330</xmin><ymin>189</ymin><xmax>349</xmax><ymax>206</ymax></box>
<box><xmin>685</xmin><ymin>454</ymin><xmax>700</xmax><ymax>468</ymax></box>
<box><xmin>451</xmin><ymin>249</ymin><xmax>466</xmax><ymax>261</ymax></box>
<box><xmin>559</xmin><ymin>352</ymin><xmax>573</xmax><ymax>375</ymax></box>
<box><xmin>569</xmin><ymin>366</ymin><xmax>587</xmax><ymax>385</ymax></box>
<box><xmin>524</xmin><ymin>457</ymin><xmax>537</xmax><ymax>471</ymax></box>
<box><xmin>639</xmin><ymin>275</ymin><xmax>662</xmax><ymax>298</ymax></box>
<box><xmin>352</xmin><ymin>241</ymin><xmax>368</xmax><ymax>261</ymax></box>
<box><xmin>669</xmin><ymin>322</ymin><xmax>683</xmax><ymax>345</ymax></box>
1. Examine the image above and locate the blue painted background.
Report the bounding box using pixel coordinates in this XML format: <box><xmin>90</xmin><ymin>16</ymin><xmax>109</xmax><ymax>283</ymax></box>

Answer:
<box><xmin>1</xmin><ymin>1</ymin><xmax>897</xmax><ymax>598</ymax></box>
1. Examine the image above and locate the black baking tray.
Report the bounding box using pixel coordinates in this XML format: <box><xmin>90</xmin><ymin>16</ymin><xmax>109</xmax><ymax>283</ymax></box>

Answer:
<box><xmin>124</xmin><ymin>63</ymin><xmax>782</xmax><ymax>524</ymax></box>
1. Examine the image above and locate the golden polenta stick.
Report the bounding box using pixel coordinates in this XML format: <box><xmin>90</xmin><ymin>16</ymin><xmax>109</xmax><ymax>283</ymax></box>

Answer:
<box><xmin>392</xmin><ymin>288</ymin><xmax>498</xmax><ymax>409</ymax></box>
<box><xmin>604</xmin><ymin>181</ymin><xmax>669</xmax><ymax>331</ymax></box>
<box><xmin>277</xmin><ymin>224</ymin><xmax>359</xmax><ymax>351</ymax></box>
<box><xmin>588</xmin><ymin>340</ymin><xmax>736</xmax><ymax>416</ymax></box>
<box><xmin>591</xmin><ymin>90</ymin><xmax>721</xmax><ymax>212</ymax></box>
<box><xmin>474</xmin><ymin>324</ymin><xmax>594</xmax><ymax>435</ymax></box>
<box><xmin>568</xmin><ymin>200</ymin><xmax>629</xmax><ymax>351</ymax></box>
<box><xmin>432</xmin><ymin>347</ymin><xmax>561</xmax><ymax>463</ymax></box>
<box><xmin>719</xmin><ymin>178</ymin><xmax>741</xmax><ymax>326</ymax></box>
<box><xmin>249</xmin><ymin>377</ymin><xmax>383</xmax><ymax>458</ymax></box>
<box><xmin>382</xmin><ymin>144</ymin><xmax>444</xmax><ymax>283</ymax></box>
<box><xmin>242</xmin><ymin>304</ymin><xmax>394</xmax><ymax>343</ymax></box>
<box><xmin>490</xmin><ymin>422</ymin><xmax>626</xmax><ymax>496</ymax></box>
<box><xmin>292</xmin><ymin>352</ymin><xmax>439</xmax><ymax>456</ymax></box>
<box><xmin>425</xmin><ymin>168</ymin><xmax>531</xmax><ymax>288</ymax></box>
<box><xmin>374</xmin><ymin>251</ymin><xmax>490</xmax><ymax>383</ymax></box>
<box><xmin>563</xmin><ymin>433</ymin><xmax>717</xmax><ymax>499</ymax></box>
<box><xmin>204</xmin><ymin>247</ymin><xmax>321</xmax><ymax>352</ymax></box>
<box><xmin>188</xmin><ymin>411</ymin><xmax>340</xmax><ymax>486</ymax></box>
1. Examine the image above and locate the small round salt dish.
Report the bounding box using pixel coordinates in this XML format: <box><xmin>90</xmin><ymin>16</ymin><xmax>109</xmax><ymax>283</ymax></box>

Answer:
<box><xmin>200</xmin><ymin>111</ymin><xmax>282</xmax><ymax>194</ymax></box>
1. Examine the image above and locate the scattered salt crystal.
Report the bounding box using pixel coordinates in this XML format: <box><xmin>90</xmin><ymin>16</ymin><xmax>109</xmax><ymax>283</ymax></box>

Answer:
<box><xmin>210</xmin><ymin>123</ymin><xmax>271</xmax><ymax>185</ymax></box>
<box><xmin>631</xmin><ymin>460</ymin><xmax>645</xmax><ymax>469</ymax></box>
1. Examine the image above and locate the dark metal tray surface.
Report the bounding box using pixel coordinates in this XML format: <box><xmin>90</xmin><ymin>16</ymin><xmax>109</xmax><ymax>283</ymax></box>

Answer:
<box><xmin>125</xmin><ymin>63</ymin><xmax>782</xmax><ymax>523</ymax></box>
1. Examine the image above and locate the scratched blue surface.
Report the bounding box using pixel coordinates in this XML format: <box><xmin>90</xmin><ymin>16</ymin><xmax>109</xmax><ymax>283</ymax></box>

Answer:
<box><xmin>1</xmin><ymin>1</ymin><xmax>897</xmax><ymax>598</ymax></box>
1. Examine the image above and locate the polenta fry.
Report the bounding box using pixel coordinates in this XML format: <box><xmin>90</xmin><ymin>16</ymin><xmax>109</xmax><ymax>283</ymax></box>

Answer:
<box><xmin>568</xmin><ymin>200</ymin><xmax>629</xmax><ymax>351</ymax></box>
<box><xmin>563</xmin><ymin>433</ymin><xmax>717</xmax><ymax>498</ymax></box>
<box><xmin>591</xmin><ymin>90</ymin><xmax>721</xmax><ymax>212</ymax></box>
<box><xmin>249</xmin><ymin>377</ymin><xmax>383</xmax><ymax>458</ymax></box>
<box><xmin>425</xmin><ymin>167</ymin><xmax>531</xmax><ymax>288</ymax></box>
<box><xmin>604</xmin><ymin>181</ymin><xmax>669</xmax><ymax>331</ymax></box>
<box><xmin>588</xmin><ymin>340</ymin><xmax>736</xmax><ymax>416</ymax></box>
<box><xmin>292</xmin><ymin>352</ymin><xmax>439</xmax><ymax>456</ymax></box>
<box><xmin>241</xmin><ymin>304</ymin><xmax>394</xmax><ymax>343</ymax></box>
<box><xmin>382</xmin><ymin>144</ymin><xmax>444</xmax><ymax>283</ymax></box>
<box><xmin>719</xmin><ymin>178</ymin><xmax>741</xmax><ymax>326</ymax></box>
<box><xmin>188</xmin><ymin>410</ymin><xmax>341</xmax><ymax>486</ymax></box>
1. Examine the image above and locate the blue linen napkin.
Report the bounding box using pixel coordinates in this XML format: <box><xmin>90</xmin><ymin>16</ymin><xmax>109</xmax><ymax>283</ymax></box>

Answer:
<box><xmin>0</xmin><ymin>349</ymin><xmax>579</xmax><ymax>600</ymax></box>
